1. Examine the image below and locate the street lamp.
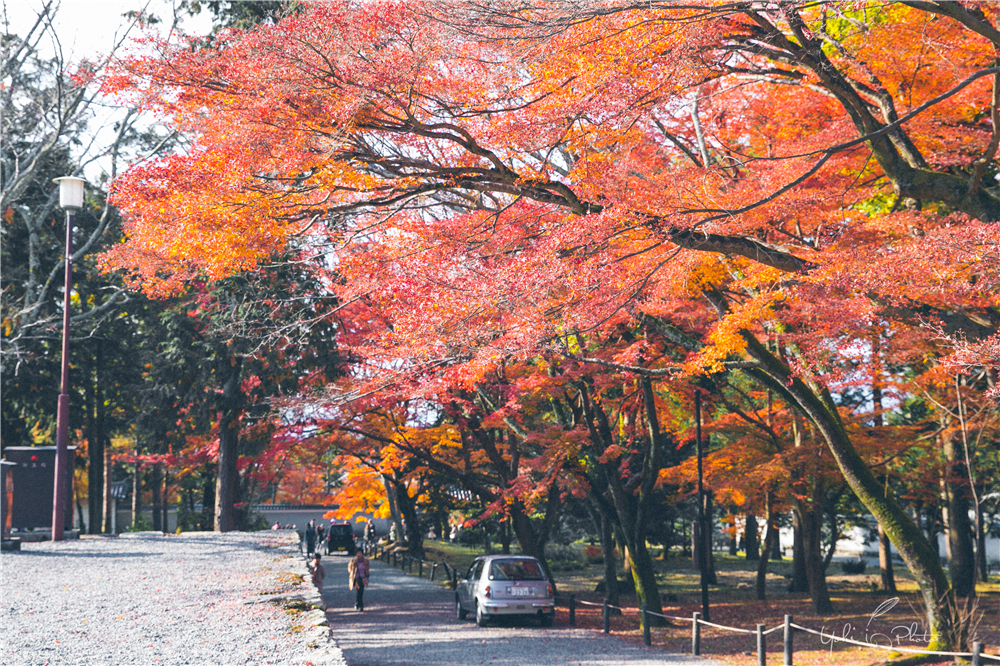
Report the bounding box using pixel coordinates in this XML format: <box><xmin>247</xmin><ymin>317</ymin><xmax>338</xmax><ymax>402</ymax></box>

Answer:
<box><xmin>50</xmin><ymin>176</ymin><xmax>85</xmax><ymax>542</ymax></box>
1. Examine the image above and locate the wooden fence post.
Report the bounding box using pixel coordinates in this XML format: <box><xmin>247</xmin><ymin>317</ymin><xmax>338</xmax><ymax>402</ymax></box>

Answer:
<box><xmin>418</xmin><ymin>559</ymin><xmax>423</xmax><ymax>577</ymax></box>
<box><xmin>783</xmin><ymin>614</ymin><xmax>793</xmax><ymax>666</ymax></box>
<box><xmin>757</xmin><ymin>624</ymin><xmax>766</xmax><ymax>666</ymax></box>
<box><xmin>603</xmin><ymin>599</ymin><xmax>610</xmax><ymax>634</ymax></box>
<box><xmin>692</xmin><ymin>612</ymin><xmax>701</xmax><ymax>656</ymax></box>
<box><xmin>569</xmin><ymin>594</ymin><xmax>576</xmax><ymax>626</ymax></box>
<box><xmin>642</xmin><ymin>604</ymin><xmax>651</xmax><ymax>646</ymax></box>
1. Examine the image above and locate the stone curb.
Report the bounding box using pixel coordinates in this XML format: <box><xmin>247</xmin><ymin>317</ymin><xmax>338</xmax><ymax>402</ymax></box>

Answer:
<box><xmin>263</xmin><ymin>535</ymin><xmax>346</xmax><ymax>666</ymax></box>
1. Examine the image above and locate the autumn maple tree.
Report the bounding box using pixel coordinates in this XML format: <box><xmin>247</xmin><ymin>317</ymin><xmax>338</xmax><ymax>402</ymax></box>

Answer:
<box><xmin>99</xmin><ymin>1</ymin><xmax>1000</xmax><ymax>648</ymax></box>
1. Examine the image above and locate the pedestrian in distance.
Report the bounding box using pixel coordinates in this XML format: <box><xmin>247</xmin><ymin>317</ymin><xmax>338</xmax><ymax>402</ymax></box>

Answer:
<box><xmin>311</xmin><ymin>554</ymin><xmax>326</xmax><ymax>593</ymax></box>
<box><xmin>305</xmin><ymin>520</ymin><xmax>317</xmax><ymax>557</ymax></box>
<box><xmin>348</xmin><ymin>550</ymin><xmax>370</xmax><ymax>611</ymax></box>
<box><xmin>317</xmin><ymin>522</ymin><xmax>326</xmax><ymax>550</ymax></box>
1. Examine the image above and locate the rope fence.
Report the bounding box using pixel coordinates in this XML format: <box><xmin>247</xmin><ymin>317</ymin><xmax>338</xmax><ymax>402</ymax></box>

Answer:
<box><xmin>559</xmin><ymin>595</ymin><xmax>997</xmax><ymax>666</ymax></box>
<box><xmin>368</xmin><ymin>544</ymin><xmax>998</xmax><ymax>666</ymax></box>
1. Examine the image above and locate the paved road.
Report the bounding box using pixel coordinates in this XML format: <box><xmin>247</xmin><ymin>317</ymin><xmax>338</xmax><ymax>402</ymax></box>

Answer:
<box><xmin>319</xmin><ymin>555</ymin><xmax>723</xmax><ymax>666</ymax></box>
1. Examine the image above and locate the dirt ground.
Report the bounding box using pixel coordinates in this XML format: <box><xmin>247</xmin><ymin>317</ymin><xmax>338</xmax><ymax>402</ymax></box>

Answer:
<box><xmin>548</xmin><ymin>554</ymin><xmax>1000</xmax><ymax>666</ymax></box>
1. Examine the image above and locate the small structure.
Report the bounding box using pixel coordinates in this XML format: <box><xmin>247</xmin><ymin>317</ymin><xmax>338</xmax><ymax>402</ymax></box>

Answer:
<box><xmin>4</xmin><ymin>447</ymin><xmax>76</xmax><ymax>536</ymax></box>
<box><xmin>1</xmin><ymin>460</ymin><xmax>18</xmax><ymax>550</ymax></box>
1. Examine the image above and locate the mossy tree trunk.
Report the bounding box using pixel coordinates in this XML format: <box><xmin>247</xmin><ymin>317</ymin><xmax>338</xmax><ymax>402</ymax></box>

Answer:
<box><xmin>738</xmin><ymin>332</ymin><xmax>960</xmax><ymax>648</ymax></box>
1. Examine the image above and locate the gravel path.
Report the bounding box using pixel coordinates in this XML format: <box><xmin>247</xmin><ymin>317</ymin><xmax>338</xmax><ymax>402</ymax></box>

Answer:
<box><xmin>1</xmin><ymin>532</ymin><xmax>315</xmax><ymax>666</ymax></box>
<box><xmin>320</xmin><ymin>555</ymin><xmax>724</xmax><ymax>666</ymax></box>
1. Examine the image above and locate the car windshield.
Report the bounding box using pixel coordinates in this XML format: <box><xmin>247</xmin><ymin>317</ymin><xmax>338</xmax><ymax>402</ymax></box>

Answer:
<box><xmin>488</xmin><ymin>558</ymin><xmax>546</xmax><ymax>581</ymax></box>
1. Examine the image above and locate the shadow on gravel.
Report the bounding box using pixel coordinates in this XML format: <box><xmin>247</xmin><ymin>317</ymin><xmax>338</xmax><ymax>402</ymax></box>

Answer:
<box><xmin>4</xmin><ymin>550</ymin><xmax>154</xmax><ymax>558</ymax></box>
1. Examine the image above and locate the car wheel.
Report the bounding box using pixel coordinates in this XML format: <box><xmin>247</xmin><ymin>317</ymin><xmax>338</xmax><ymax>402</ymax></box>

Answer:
<box><xmin>456</xmin><ymin>598</ymin><xmax>467</xmax><ymax>621</ymax></box>
<box><xmin>540</xmin><ymin>614</ymin><xmax>553</xmax><ymax>628</ymax></box>
<box><xmin>475</xmin><ymin>603</ymin><xmax>489</xmax><ymax>627</ymax></box>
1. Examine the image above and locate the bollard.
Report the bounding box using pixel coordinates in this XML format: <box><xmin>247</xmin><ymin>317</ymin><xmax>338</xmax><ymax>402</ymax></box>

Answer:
<box><xmin>642</xmin><ymin>604</ymin><xmax>651</xmax><ymax>646</ymax></box>
<box><xmin>757</xmin><ymin>624</ymin><xmax>766</xmax><ymax>666</ymax></box>
<box><xmin>783</xmin><ymin>614</ymin><xmax>793</xmax><ymax>666</ymax></box>
<box><xmin>569</xmin><ymin>594</ymin><xmax>576</xmax><ymax>626</ymax></box>
<box><xmin>603</xmin><ymin>599</ymin><xmax>610</xmax><ymax>634</ymax></box>
<box><xmin>419</xmin><ymin>559</ymin><xmax>423</xmax><ymax>577</ymax></box>
<box><xmin>393</xmin><ymin>551</ymin><xmax>398</xmax><ymax>567</ymax></box>
<box><xmin>973</xmin><ymin>641</ymin><xmax>982</xmax><ymax>666</ymax></box>
<box><xmin>692</xmin><ymin>612</ymin><xmax>701</xmax><ymax>656</ymax></box>
<box><xmin>431</xmin><ymin>562</ymin><xmax>437</xmax><ymax>581</ymax></box>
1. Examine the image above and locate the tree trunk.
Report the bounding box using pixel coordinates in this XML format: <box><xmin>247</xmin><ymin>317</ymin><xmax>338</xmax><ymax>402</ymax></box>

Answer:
<box><xmin>215</xmin><ymin>357</ymin><xmax>242</xmax><ymax>532</ymax></box>
<box><xmin>745</xmin><ymin>513</ymin><xmax>760</xmax><ymax>561</ymax></box>
<box><xmin>201</xmin><ymin>467</ymin><xmax>215</xmax><ymax>531</ymax></box>
<box><xmin>151</xmin><ymin>464</ymin><xmax>163</xmax><ymax>532</ymax></box>
<box><xmin>942</xmin><ymin>433</ymin><xmax>975</xmax><ymax>597</ymax></box>
<box><xmin>879</xmin><ymin>523</ymin><xmax>897</xmax><ymax>593</ymax></box>
<box><xmin>393</xmin><ymin>477</ymin><xmax>423</xmax><ymax>556</ymax></box>
<box><xmin>791</xmin><ymin>509</ymin><xmax>809</xmax><ymax>592</ymax></box>
<box><xmin>770</xmin><ymin>524</ymin><xmax>782</xmax><ymax>560</ymax></box>
<box><xmin>600</xmin><ymin>510</ymin><xmax>620</xmax><ymax>608</ymax></box>
<box><xmin>131</xmin><ymin>463</ymin><xmax>142</xmax><ymax>530</ymax></box>
<box><xmin>756</xmin><ymin>494</ymin><xmax>777</xmax><ymax>600</ymax></box>
<box><xmin>728</xmin><ymin>516</ymin><xmax>738</xmax><ymax>556</ymax></box>
<box><xmin>499</xmin><ymin>516</ymin><xmax>511</xmax><ymax>554</ymax></box>
<box><xmin>704</xmin><ymin>491</ymin><xmax>717</xmax><ymax>585</ymax></box>
<box><xmin>738</xmin><ymin>332</ymin><xmax>959</xmax><ymax>648</ymax></box>
<box><xmin>975</xmin><ymin>490</ymin><xmax>988</xmax><ymax>583</ymax></box>
<box><xmin>162</xmin><ymin>471</ymin><xmax>170</xmax><ymax>533</ymax></box>
<box><xmin>102</xmin><ymin>444</ymin><xmax>113</xmax><ymax>533</ymax></box>
<box><xmin>794</xmin><ymin>494</ymin><xmax>833</xmax><ymax>613</ymax></box>
<box><xmin>86</xmin><ymin>354</ymin><xmax>105</xmax><ymax>535</ymax></box>
<box><xmin>382</xmin><ymin>475</ymin><xmax>405</xmax><ymax>542</ymax></box>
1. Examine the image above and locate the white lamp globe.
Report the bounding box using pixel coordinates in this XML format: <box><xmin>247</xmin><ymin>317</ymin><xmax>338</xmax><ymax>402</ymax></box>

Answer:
<box><xmin>53</xmin><ymin>176</ymin><xmax>86</xmax><ymax>210</ymax></box>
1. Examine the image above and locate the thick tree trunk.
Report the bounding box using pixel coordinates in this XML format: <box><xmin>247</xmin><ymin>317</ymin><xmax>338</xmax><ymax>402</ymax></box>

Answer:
<box><xmin>745</xmin><ymin>513</ymin><xmax>760</xmax><ymax>561</ymax></box>
<box><xmin>735</xmin><ymin>331</ymin><xmax>960</xmax><ymax>648</ymax></box>
<box><xmin>879</xmin><ymin>523</ymin><xmax>897</xmax><ymax>593</ymax></box>
<box><xmin>770</xmin><ymin>524</ymin><xmax>782</xmax><ymax>560</ymax></box>
<box><xmin>942</xmin><ymin>434</ymin><xmax>976</xmax><ymax>597</ymax></box>
<box><xmin>791</xmin><ymin>509</ymin><xmax>809</xmax><ymax>592</ymax></box>
<box><xmin>382</xmin><ymin>475</ymin><xmax>405</xmax><ymax>542</ymax></box>
<box><xmin>393</xmin><ymin>478</ymin><xmax>423</xmax><ymax>556</ymax></box>
<box><xmin>215</xmin><ymin>357</ymin><xmax>242</xmax><ymax>532</ymax></box>
<box><xmin>794</xmin><ymin>495</ymin><xmax>833</xmax><ymax>613</ymax></box>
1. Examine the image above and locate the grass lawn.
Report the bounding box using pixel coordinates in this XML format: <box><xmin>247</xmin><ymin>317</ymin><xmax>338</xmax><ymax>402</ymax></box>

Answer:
<box><xmin>403</xmin><ymin>540</ymin><xmax>1000</xmax><ymax>666</ymax></box>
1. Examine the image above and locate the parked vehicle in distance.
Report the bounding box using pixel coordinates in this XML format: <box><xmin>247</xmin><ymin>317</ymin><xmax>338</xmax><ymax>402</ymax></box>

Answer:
<box><xmin>326</xmin><ymin>522</ymin><xmax>356</xmax><ymax>555</ymax></box>
<box><xmin>455</xmin><ymin>555</ymin><xmax>555</xmax><ymax>627</ymax></box>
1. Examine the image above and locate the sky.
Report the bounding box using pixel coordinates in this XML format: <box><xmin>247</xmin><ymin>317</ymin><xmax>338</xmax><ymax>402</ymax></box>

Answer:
<box><xmin>3</xmin><ymin>0</ymin><xmax>213</xmax><ymax>61</ymax></box>
<box><xmin>4</xmin><ymin>1</ymin><xmax>215</xmax><ymax>182</ymax></box>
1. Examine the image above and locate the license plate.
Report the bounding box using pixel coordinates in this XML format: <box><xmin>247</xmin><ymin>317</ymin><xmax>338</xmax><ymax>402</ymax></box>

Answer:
<box><xmin>507</xmin><ymin>587</ymin><xmax>533</xmax><ymax>597</ymax></box>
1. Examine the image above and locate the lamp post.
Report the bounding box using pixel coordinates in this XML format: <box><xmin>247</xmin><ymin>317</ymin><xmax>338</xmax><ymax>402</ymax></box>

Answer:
<box><xmin>51</xmin><ymin>176</ymin><xmax>85</xmax><ymax>542</ymax></box>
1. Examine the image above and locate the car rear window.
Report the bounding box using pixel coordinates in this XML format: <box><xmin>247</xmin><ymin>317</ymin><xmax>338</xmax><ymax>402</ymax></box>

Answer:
<box><xmin>488</xmin><ymin>558</ymin><xmax>545</xmax><ymax>581</ymax></box>
<box><xmin>329</xmin><ymin>525</ymin><xmax>351</xmax><ymax>535</ymax></box>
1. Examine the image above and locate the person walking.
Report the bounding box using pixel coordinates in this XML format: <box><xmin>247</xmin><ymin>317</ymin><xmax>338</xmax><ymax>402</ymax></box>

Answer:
<box><xmin>305</xmin><ymin>520</ymin><xmax>317</xmax><ymax>557</ymax></box>
<box><xmin>311</xmin><ymin>554</ymin><xmax>326</xmax><ymax>593</ymax></box>
<box><xmin>348</xmin><ymin>550</ymin><xmax>370</xmax><ymax>611</ymax></box>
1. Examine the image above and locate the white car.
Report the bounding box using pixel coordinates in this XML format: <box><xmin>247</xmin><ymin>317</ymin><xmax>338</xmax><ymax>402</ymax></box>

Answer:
<box><xmin>455</xmin><ymin>555</ymin><xmax>555</xmax><ymax>627</ymax></box>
